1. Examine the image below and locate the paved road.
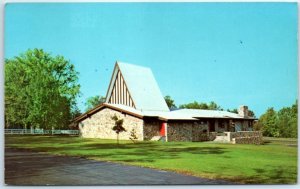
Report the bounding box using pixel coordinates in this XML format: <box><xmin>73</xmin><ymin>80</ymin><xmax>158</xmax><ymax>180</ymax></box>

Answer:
<box><xmin>5</xmin><ymin>147</ymin><xmax>233</xmax><ymax>185</ymax></box>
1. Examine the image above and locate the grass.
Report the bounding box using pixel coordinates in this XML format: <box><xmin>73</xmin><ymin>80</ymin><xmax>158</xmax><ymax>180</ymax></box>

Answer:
<box><xmin>5</xmin><ymin>135</ymin><xmax>298</xmax><ymax>184</ymax></box>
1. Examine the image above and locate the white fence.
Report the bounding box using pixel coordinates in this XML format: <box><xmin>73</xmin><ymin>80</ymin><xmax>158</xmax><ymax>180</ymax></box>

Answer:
<box><xmin>5</xmin><ymin>129</ymin><xmax>79</xmax><ymax>135</ymax></box>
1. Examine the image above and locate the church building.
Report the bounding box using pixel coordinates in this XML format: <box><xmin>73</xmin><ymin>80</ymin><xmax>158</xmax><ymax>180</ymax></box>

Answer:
<box><xmin>74</xmin><ymin>61</ymin><xmax>257</xmax><ymax>142</ymax></box>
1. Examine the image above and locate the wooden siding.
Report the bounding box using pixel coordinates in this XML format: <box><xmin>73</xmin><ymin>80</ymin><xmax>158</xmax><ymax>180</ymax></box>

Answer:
<box><xmin>108</xmin><ymin>70</ymin><xmax>135</xmax><ymax>108</ymax></box>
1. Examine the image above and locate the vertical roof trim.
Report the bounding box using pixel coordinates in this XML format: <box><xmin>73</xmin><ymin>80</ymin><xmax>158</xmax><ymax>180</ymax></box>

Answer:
<box><xmin>105</xmin><ymin>61</ymin><xmax>170</xmax><ymax>112</ymax></box>
<box><xmin>105</xmin><ymin>62</ymin><xmax>136</xmax><ymax>108</ymax></box>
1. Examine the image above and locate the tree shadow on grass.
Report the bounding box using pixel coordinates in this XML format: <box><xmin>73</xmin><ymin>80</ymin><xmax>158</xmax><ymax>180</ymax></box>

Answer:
<box><xmin>231</xmin><ymin>166</ymin><xmax>297</xmax><ymax>184</ymax></box>
<box><xmin>262</xmin><ymin>139</ymin><xmax>298</xmax><ymax>147</ymax></box>
<box><xmin>20</xmin><ymin>141</ymin><xmax>227</xmax><ymax>164</ymax></box>
<box><xmin>163</xmin><ymin>147</ymin><xmax>225</xmax><ymax>155</ymax></box>
<box><xmin>80</xmin><ymin>143</ymin><xmax>227</xmax><ymax>163</ymax></box>
<box><xmin>6</xmin><ymin>136</ymin><xmax>228</xmax><ymax>164</ymax></box>
<box><xmin>261</xmin><ymin>141</ymin><xmax>271</xmax><ymax>145</ymax></box>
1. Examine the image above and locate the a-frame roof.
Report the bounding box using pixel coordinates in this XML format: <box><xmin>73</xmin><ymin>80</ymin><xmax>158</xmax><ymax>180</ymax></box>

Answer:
<box><xmin>105</xmin><ymin>61</ymin><xmax>170</xmax><ymax>112</ymax></box>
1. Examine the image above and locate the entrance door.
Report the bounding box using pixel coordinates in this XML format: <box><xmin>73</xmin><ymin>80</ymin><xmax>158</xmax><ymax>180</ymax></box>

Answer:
<box><xmin>160</xmin><ymin>122</ymin><xmax>166</xmax><ymax>136</ymax></box>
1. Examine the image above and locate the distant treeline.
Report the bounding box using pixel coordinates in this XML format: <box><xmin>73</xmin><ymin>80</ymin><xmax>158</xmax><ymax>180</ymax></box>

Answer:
<box><xmin>253</xmin><ymin>100</ymin><xmax>297</xmax><ymax>138</ymax></box>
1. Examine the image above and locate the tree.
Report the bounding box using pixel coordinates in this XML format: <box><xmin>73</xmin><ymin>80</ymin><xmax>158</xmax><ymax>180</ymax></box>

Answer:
<box><xmin>179</xmin><ymin>101</ymin><xmax>221</xmax><ymax>110</ymax></box>
<box><xmin>255</xmin><ymin>100</ymin><xmax>297</xmax><ymax>138</ymax></box>
<box><xmin>227</xmin><ymin>108</ymin><xmax>255</xmax><ymax>118</ymax></box>
<box><xmin>253</xmin><ymin>120</ymin><xmax>263</xmax><ymax>131</ymax></box>
<box><xmin>179</xmin><ymin>101</ymin><xmax>207</xmax><ymax>109</ymax></box>
<box><xmin>227</xmin><ymin>109</ymin><xmax>238</xmax><ymax>114</ymax></box>
<box><xmin>129</xmin><ymin>128</ymin><xmax>138</xmax><ymax>143</ymax></box>
<box><xmin>111</xmin><ymin>115</ymin><xmax>126</xmax><ymax>144</ymax></box>
<box><xmin>258</xmin><ymin>108</ymin><xmax>278</xmax><ymax>137</ymax></box>
<box><xmin>277</xmin><ymin>100</ymin><xmax>297</xmax><ymax>138</ymax></box>
<box><xmin>164</xmin><ymin>95</ymin><xmax>177</xmax><ymax>109</ymax></box>
<box><xmin>248</xmin><ymin>110</ymin><xmax>255</xmax><ymax>118</ymax></box>
<box><xmin>85</xmin><ymin>95</ymin><xmax>106</xmax><ymax>111</ymax></box>
<box><xmin>208</xmin><ymin>101</ymin><xmax>221</xmax><ymax>110</ymax></box>
<box><xmin>5</xmin><ymin>49</ymin><xmax>80</xmax><ymax>129</ymax></box>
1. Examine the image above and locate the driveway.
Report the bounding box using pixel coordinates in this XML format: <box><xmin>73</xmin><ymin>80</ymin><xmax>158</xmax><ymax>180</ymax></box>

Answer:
<box><xmin>5</xmin><ymin>147</ymin><xmax>233</xmax><ymax>185</ymax></box>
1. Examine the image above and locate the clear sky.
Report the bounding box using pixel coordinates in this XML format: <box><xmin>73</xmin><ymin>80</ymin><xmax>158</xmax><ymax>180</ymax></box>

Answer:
<box><xmin>5</xmin><ymin>3</ymin><xmax>298</xmax><ymax>116</ymax></box>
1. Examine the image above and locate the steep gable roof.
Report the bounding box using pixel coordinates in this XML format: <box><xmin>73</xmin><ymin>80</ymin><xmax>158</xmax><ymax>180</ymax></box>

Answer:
<box><xmin>105</xmin><ymin>61</ymin><xmax>170</xmax><ymax>112</ymax></box>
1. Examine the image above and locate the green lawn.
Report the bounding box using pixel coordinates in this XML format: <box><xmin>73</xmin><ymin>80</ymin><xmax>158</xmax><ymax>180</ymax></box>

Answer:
<box><xmin>5</xmin><ymin>135</ymin><xmax>297</xmax><ymax>184</ymax></box>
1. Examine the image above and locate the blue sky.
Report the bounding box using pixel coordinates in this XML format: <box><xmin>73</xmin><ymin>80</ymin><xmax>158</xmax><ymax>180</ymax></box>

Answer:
<box><xmin>5</xmin><ymin>3</ymin><xmax>298</xmax><ymax>116</ymax></box>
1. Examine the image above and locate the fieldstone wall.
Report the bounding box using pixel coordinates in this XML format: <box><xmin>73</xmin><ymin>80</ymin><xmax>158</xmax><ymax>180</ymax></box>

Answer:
<box><xmin>231</xmin><ymin>131</ymin><xmax>262</xmax><ymax>138</ymax></box>
<box><xmin>207</xmin><ymin>132</ymin><xmax>217</xmax><ymax>141</ymax></box>
<box><xmin>143</xmin><ymin>121</ymin><xmax>160</xmax><ymax>140</ymax></box>
<box><xmin>192</xmin><ymin>123</ymin><xmax>209</xmax><ymax>141</ymax></box>
<box><xmin>79</xmin><ymin>108</ymin><xmax>144</xmax><ymax>140</ymax></box>
<box><xmin>167</xmin><ymin>122</ymin><xmax>192</xmax><ymax>142</ymax></box>
<box><xmin>231</xmin><ymin>131</ymin><xmax>263</xmax><ymax>144</ymax></box>
<box><xmin>167</xmin><ymin>122</ymin><xmax>210</xmax><ymax>142</ymax></box>
<box><xmin>234</xmin><ymin>136</ymin><xmax>263</xmax><ymax>145</ymax></box>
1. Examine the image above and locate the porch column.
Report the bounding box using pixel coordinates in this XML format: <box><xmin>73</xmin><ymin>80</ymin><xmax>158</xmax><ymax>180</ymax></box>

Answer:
<box><xmin>225</xmin><ymin>121</ymin><xmax>228</xmax><ymax>131</ymax></box>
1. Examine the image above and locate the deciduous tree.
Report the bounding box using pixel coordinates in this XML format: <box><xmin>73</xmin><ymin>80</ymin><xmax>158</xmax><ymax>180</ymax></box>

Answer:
<box><xmin>85</xmin><ymin>95</ymin><xmax>106</xmax><ymax>111</ymax></box>
<box><xmin>255</xmin><ymin>100</ymin><xmax>297</xmax><ymax>138</ymax></box>
<box><xmin>258</xmin><ymin>108</ymin><xmax>278</xmax><ymax>137</ymax></box>
<box><xmin>5</xmin><ymin>49</ymin><xmax>80</xmax><ymax>129</ymax></box>
<box><xmin>164</xmin><ymin>95</ymin><xmax>177</xmax><ymax>110</ymax></box>
<box><xmin>277</xmin><ymin>100</ymin><xmax>297</xmax><ymax>138</ymax></box>
<box><xmin>111</xmin><ymin>115</ymin><xmax>126</xmax><ymax>144</ymax></box>
<box><xmin>227</xmin><ymin>109</ymin><xmax>238</xmax><ymax>114</ymax></box>
<box><xmin>179</xmin><ymin>101</ymin><xmax>221</xmax><ymax>110</ymax></box>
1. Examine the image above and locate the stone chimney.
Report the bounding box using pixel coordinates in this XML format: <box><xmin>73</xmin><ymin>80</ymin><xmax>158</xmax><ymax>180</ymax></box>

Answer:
<box><xmin>238</xmin><ymin>105</ymin><xmax>248</xmax><ymax>117</ymax></box>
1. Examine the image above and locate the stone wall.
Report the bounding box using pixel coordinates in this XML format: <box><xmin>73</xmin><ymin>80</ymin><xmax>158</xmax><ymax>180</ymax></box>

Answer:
<box><xmin>231</xmin><ymin>131</ymin><xmax>263</xmax><ymax>144</ymax></box>
<box><xmin>167</xmin><ymin>122</ymin><xmax>192</xmax><ymax>142</ymax></box>
<box><xmin>231</xmin><ymin>131</ymin><xmax>262</xmax><ymax>139</ymax></box>
<box><xmin>79</xmin><ymin>108</ymin><xmax>144</xmax><ymax>140</ymax></box>
<box><xmin>192</xmin><ymin>123</ymin><xmax>210</xmax><ymax>141</ymax></box>
<box><xmin>234</xmin><ymin>136</ymin><xmax>263</xmax><ymax>145</ymax></box>
<box><xmin>143</xmin><ymin>121</ymin><xmax>160</xmax><ymax>140</ymax></box>
<box><xmin>207</xmin><ymin>132</ymin><xmax>217</xmax><ymax>141</ymax></box>
<box><xmin>167</xmin><ymin>121</ymin><xmax>210</xmax><ymax>142</ymax></box>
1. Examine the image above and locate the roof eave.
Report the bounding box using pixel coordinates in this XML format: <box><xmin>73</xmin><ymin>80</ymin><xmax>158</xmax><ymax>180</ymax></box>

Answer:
<box><xmin>193</xmin><ymin>116</ymin><xmax>257</xmax><ymax>120</ymax></box>
<box><xmin>73</xmin><ymin>103</ymin><xmax>143</xmax><ymax>123</ymax></box>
